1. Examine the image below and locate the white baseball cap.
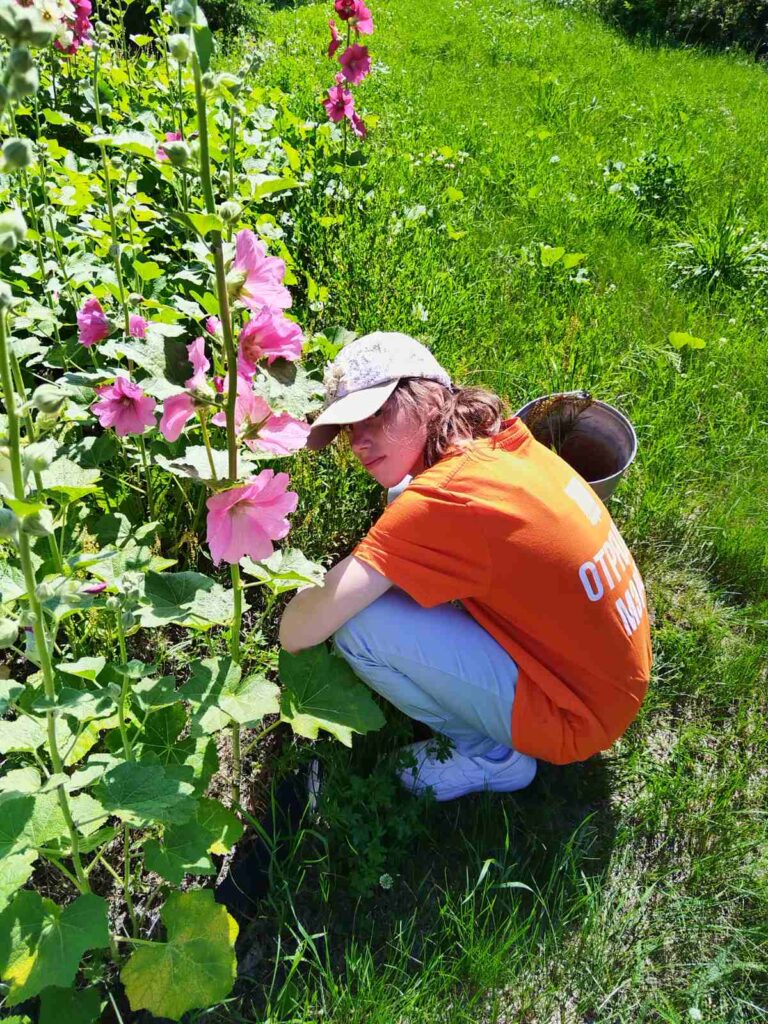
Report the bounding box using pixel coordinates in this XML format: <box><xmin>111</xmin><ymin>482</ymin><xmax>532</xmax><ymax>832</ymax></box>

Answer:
<box><xmin>306</xmin><ymin>331</ymin><xmax>452</xmax><ymax>451</ymax></box>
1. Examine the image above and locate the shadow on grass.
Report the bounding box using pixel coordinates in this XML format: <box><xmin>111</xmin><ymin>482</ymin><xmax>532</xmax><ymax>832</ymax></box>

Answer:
<box><xmin>217</xmin><ymin>708</ymin><xmax>618</xmax><ymax>1020</ymax></box>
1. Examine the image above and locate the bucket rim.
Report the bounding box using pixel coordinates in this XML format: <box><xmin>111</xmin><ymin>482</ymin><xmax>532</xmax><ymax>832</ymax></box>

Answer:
<box><xmin>514</xmin><ymin>391</ymin><xmax>638</xmax><ymax>486</ymax></box>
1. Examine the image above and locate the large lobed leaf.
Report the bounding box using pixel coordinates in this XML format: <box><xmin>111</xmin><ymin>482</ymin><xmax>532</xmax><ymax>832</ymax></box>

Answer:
<box><xmin>279</xmin><ymin>644</ymin><xmax>386</xmax><ymax>746</ymax></box>
<box><xmin>0</xmin><ymin>892</ymin><xmax>109</xmax><ymax>1005</ymax></box>
<box><xmin>121</xmin><ymin>889</ymin><xmax>238</xmax><ymax>1020</ymax></box>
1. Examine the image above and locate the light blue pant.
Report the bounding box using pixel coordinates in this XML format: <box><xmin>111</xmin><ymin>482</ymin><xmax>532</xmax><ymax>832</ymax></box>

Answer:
<box><xmin>332</xmin><ymin>469</ymin><xmax>519</xmax><ymax>759</ymax></box>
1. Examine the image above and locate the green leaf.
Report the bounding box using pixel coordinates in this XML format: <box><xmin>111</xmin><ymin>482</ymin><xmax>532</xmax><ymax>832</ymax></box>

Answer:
<box><xmin>539</xmin><ymin>244</ymin><xmax>565</xmax><ymax>267</ymax></box>
<box><xmin>562</xmin><ymin>252</ymin><xmax>587</xmax><ymax>269</ymax></box>
<box><xmin>155</xmin><ymin>446</ymin><xmax>231</xmax><ymax>484</ymax></box>
<box><xmin>0</xmin><ymin>679</ymin><xmax>23</xmax><ymax>715</ymax></box>
<box><xmin>179</xmin><ymin>657</ymin><xmax>241</xmax><ymax>734</ymax></box>
<box><xmin>143</xmin><ymin>820</ymin><xmax>216</xmax><ymax>885</ymax></box>
<box><xmin>132</xmin><ymin>673</ymin><xmax>179</xmax><ymax>710</ymax></box>
<box><xmin>40</xmin><ymin>457</ymin><xmax>100</xmax><ymax>501</ymax></box>
<box><xmin>0</xmin><ymin>851</ymin><xmax>36</xmax><ymax>913</ymax></box>
<box><xmin>138</xmin><ymin>572</ymin><xmax>234</xmax><ymax>630</ymax></box>
<box><xmin>669</xmin><ymin>330</ymin><xmax>706</xmax><ymax>349</ymax></box>
<box><xmin>193</xmin><ymin>23</ymin><xmax>215</xmax><ymax>73</ymax></box>
<box><xmin>134</xmin><ymin>260</ymin><xmax>164</xmax><ymax>282</ymax></box>
<box><xmin>196</xmin><ymin>797</ymin><xmax>243</xmax><ymax>855</ymax></box>
<box><xmin>121</xmin><ymin>890</ymin><xmax>238</xmax><ymax>1019</ymax></box>
<box><xmin>0</xmin><ymin>892</ymin><xmax>109</xmax><ymax>1005</ymax></box>
<box><xmin>181</xmin><ymin>211</ymin><xmax>224</xmax><ymax>238</ymax></box>
<box><xmin>220</xmin><ymin>672</ymin><xmax>280</xmax><ymax>726</ymax></box>
<box><xmin>0</xmin><ymin>716</ymin><xmax>47</xmax><ymax>754</ymax></box>
<box><xmin>94</xmin><ymin>762</ymin><xmax>196</xmax><ymax>827</ymax></box>
<box><xmin>57</xmin><ymin>657</ymin><xmax>106</xmax><ymax>682</ymax></box>
<box><xmin>39</xmin><ymin>986</ymin><xmax>102</xmax><ymax>1024</ymax></box>
<box><xmin>31</xmin><ymin>687</ymin><xmax>115</xmax><ymax>722</ymax></box>
<box><xmin>445</xmin><ymin>186</ymin><xmax>464</xmax><ymax>202</ymax></box>
<box><xmin>88</xmin><ymin>130</ymin><xmax>157</xmax><ymax>160</ymax></box>
<box><xmin>251</xmin><ymin>363</ymin><xmax>324</xmax><ymax>419</ymax></box>
<box><xmin>0</xmin><ymin>793</ymin><xmax>68</xmax><ymax>857</ymax></box>
<box><xmin>99</xmin><ymin>336</ymin><xmax>168</xmax><ymax>378</ymax></box>
<box><xmin>250</xmin><ymin>175</ymin><xmax>299</xmax><ymax>201</ymax></box>
<box><xmin>279</xmin><ymin>644</ymin><xmax>386</xmax><ymax>746</ymax></box>
<box><xmin>241</xmin><ymin>547</ymin><xmax>326</xmax><ymax>595</ymax></box>
<box><xmin>0</xmin><ymin>561</ymin><xmax>25</xmax><ymax>602</ymax></box>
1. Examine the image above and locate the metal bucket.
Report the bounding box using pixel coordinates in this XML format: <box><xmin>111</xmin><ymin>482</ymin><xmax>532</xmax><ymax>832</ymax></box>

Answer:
<box><xmin>515</xmin><ymin>392</ymin><xmax>638</xmax><ymax>501</ymax></box>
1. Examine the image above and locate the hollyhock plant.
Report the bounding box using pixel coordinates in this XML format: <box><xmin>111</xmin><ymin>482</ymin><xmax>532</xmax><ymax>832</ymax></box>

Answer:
<box><xmin>324</xmin><ymin>73</ymin><xmax>355</xmax><ymax>123</ymax></box>
<box><xmin>159</xmin><ymin>336</ymin><xmax>212</xmax><ymax>442</ymax></box>
<box><xmin>129</xmin><ymin>314</ymin><xmax>148</xmax><ymax>339</ymax></box>
<box><xmin>328</xmin><ymin>19</ymin><xmax>341</xmax><ymax>58</ymax></box>
<box><xmin>91</xmin><ymin>376</ymin><xmax>157</xmax><ymax>437</ymax></box>
<box><xmin>206</xmin><ymin>471</ymin><xmax>299</xmax><ymax>566</ymax></box>
<box><xmin>339</xmin><ymin>43</ymin><xmax>371</xmax><ymax>85</ymax></box>
<box><xmin>156</xmin><ymin>131</ymin><xmax>183</xmax><ymax>162</ymax></box>
<box><xmin>211</xmin><ymin>377</ymin><xmax>310</xmax><ymax>456</ymax></box>
<box><xmin>238</xmin><ymin>308</ymin><xmax>304</xmax><ymax>376</ymax></box>
<box><xmin>229</xmin><ymin>230</ymin><xmax>292</xmax><ymax>312</ymax></box>
<box><xmin>77</xmin><ymin>297</ymin><xmax>110</xmax><ymax>348</ymax></box>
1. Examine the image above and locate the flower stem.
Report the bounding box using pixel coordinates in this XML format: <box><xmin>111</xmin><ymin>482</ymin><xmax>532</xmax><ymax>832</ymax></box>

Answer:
<box><xmin>93</xmin><ymin>42</ymin><xmax>131</xmax><ymax>337</ymax></box>
<box><xmin>241</xmin><ymin>717</ymin><xmax>281</xmax><ymax>759</ymax></box>
<box><xmin>229</xmin><ymin>563</ymin><xmax>243</xmax><ymax>804</ymax></box>
<box><xmin>135</xmin><ymin>435</ymin><xmax>155</xmax><ymax>520</ymax></box>
<box><xmin>198</xmin><ymin>412</ymin><xmax>218</xmax><ymax>481</ymax></box>
<box><xmin>191</xmin><ymin>51</ymin><xmax>239</xmax><ymax>482</ymax></box>
<box><xmin>0</xmin><ymin>310</ymin><xmax>89</xmax><ymax>892</ymax></box>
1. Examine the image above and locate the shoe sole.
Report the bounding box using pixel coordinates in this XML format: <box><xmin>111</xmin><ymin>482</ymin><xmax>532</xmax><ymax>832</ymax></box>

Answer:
<box><xmin>400</xmin><ymin>757</ymin><xmax>538</xmax><ymax>802</ymax></box>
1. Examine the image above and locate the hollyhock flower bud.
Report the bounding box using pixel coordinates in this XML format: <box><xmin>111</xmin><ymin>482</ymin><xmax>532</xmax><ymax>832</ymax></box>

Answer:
<box><xmin>226</xmin><ymin>268</ymin><xmax>248</xmax><ymax>297</ymax></box>
<box><xmin>81</xmin><ymin>581</ymin><xmax>107</xmax><ymax>595</ymax></box>
<box><xmin>219</xmin><ymin>201</ymin><xmax>241</xmax><ymax>223</ymax></box>
<box><xmin>21</xmin><ymin>509</ymin><xmax>54</xmax><ymax>538</ymax></box>
<box><xmin>9</xmin><ymin>46</ymin><xmax>32</xmax><ymax>72</ymax></box>
<box><xmin>105</xmin><ymin>595</ymin><xmax>121</xmax><ymax>610</ymax></box>
<box><xmin>3</xmin><ymin>137</ymin><xmax>34</xmax><ymax>170</ymax></box>
<box><xmin>0</xmin><ymin>618</ymin><xmax>18</xmax><ymax>649</ymax></box>
<box><xmin>201</xmin><ymin>71</ymin><xmax>216</xmax><ymax>90</ymax></box>
<box><xmin>161</xmin><ymin>140</ymin><xmax>191</xmax><ymax>167</ymax></box>
<box><xmin>0</xmin><ymin>209</ymin><xmax>27</xmax><ymax>245</ymax></box>
<box><xmin>10</xmin><ymin>67</ymin><xmax>39</xmax><ymax>99</ymax></box>
<box><xmin>204</xmin><ymin>317</ymin><xmax>222</xmax><ymax>336</ymax></box>
<box><xmin>168</xmin><ymin>32</ymin><xmax>190</xmax><ymax>61</ymax></box>
<box><xmin>22</xmin><ymin>442</ymin><xmax>53</xmax><ymax>474</ymax></box>
<box><xmin>169</xmin><ymin>0</ymin><xmax>195</xmax><ymax>27</ymax></box>
<box><xmin>31</xmin><ymin>384</ymin><xmax>66</xmax><ymax>415</ymax></box>
<box><xmin>0</xmin><ymin>508</ymin><xmax>19</xmax><ymax>538</ymax></box>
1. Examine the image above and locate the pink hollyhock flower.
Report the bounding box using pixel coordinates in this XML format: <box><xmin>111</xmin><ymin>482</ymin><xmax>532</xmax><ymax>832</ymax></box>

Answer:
<box><xmin>324</xmin><ymin>76</ymin><xmax>355</xmax><ymax>123</ymax></box>
<box><xmin>206</xmin><ymin>471</ymin><xmax>298</xmax><ymax>566</ymax></box>
<box><xmin>211</xmin><ymin>377</ymin><xmax>310</xmax><ymax>457</ymax></box>
<box><xmin>159</xmin><ymin>337</ymin><xmax>212</xmax><ymax>442</ymax></box>
<box><xmin>237</xmin><ymin>308</ymin><xmax>304</xmax><ymax>378</ymax></box>
<box><xmin>328</xmin><ymin>19</ymin><xmax>341</xmax><ymax>58</ymax></box>
<box><xmin>205</xmin><ymin>316</ymin><xmax>222</xmax><ymax>336</ymax></box>
<box><xmin>77</xmin><ymin>297</ymin><xmax>110</xmax><ymax>348</ymax></box>
<box><xmin>91</xmin><ymin>376</ymin><xmax>157</xmax><ymax>437</ymax></box>
<box><xmin>56</xmin><ymin>0</ymin><xmax>93</xmax><ymax>55</ymax></box>
<box><xmin>334</xmin><ymin>0</ymin><xmax>374</xmax><ymax>34</ymax></box>
<box><xmin>339</xmin><ymin>44</ymin><xmax>371</xmax><ymax>85</ymax></box>
<box><xmin>156</xmin><ymin>131</ymin><xmax>183</xmax><ymax>162</ymax></box>
<box><xmin>129</xmin><ymin>314</ymin><xmax>148</xmax><ymax>339</ymax></box>
<box><xmin>231</xmin><ymin>230</ymin><xmax>292</xmax><ymax>312</ymax></box>
<box><xmin>350</xmin><ymin>111</ymin><xmax>367</xmax><ymax>139</ymax></box>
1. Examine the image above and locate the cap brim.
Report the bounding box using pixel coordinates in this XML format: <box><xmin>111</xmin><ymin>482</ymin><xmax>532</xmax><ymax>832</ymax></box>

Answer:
<box><xmin>306</xmin><ymin>379</ymin><xmax>399</xmax><ymax>452</ymax></box>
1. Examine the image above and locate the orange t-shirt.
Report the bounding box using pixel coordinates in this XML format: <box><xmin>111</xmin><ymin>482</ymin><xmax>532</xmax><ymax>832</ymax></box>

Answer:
<box><xmin>351</xmin><ymin>417</ymin><xmax>652</xmax><ymax>765</ymax></box>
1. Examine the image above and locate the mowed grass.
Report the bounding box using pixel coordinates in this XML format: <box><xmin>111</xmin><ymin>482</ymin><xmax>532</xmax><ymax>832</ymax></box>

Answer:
<box><xmin>206</xmin><ymin>0</ymin><xmax>768</xmax><ymax>1020</ymax></box>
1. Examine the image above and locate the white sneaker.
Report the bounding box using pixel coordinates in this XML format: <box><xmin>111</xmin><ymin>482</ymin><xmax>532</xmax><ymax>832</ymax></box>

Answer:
<box><xmin>396</xmin><ymin>741</ymin><xmax>537</xmax><ymax>802</ymax></box>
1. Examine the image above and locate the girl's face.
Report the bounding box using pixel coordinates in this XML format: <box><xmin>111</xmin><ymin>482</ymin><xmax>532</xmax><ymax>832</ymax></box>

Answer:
<box><xmin>343</xmin><ymin>397</ymin><xmax>428</xmax><ymax>487</ymax></box>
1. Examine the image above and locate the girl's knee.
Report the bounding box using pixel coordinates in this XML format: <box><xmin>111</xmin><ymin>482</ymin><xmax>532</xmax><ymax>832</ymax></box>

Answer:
<box><xmin>333</xmin><ymin>588</ymin><xmax>409</xmax><ymax>657</ymax></box>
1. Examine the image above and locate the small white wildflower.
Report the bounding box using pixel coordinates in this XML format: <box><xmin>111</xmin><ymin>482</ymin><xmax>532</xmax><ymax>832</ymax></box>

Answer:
<box><xmin>379</xmin><ymin>873</ymin><xmax>394</xmax><ymax>890</ymax></box>
<box><xmin>412</xmin><ymin>302</ymin><xmax>429</xmax><ymax>322</ymax></box>
<box><xmin>608</xmin><ymin>182</ymin><xmax>622</xmax><ymax>194</ymax></box>
<box><xmin>550</xmin><ymin>155</ymin><xmax>560</xmax><ymax>164</ymax></box>
<box><xmin>688</xmin><ymin>1010</ymin><xmax>703</xmax><ymax>1022</ymax></box>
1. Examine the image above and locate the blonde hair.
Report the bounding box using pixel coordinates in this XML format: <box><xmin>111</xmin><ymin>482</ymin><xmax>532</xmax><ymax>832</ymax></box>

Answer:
<box><xmin>386</xmin><ymin>377</ymin><xmax>509</xmax><ymax>470</ymax></box>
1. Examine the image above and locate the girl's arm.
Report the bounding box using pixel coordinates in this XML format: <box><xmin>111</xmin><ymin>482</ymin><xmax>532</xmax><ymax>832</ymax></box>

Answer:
<box><xmin>278</xmin><ymin>553</ymin><xmax>392</xmax><ymax>654</ymax></box>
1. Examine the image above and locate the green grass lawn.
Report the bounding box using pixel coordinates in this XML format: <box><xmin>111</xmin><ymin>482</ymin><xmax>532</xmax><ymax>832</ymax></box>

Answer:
<box><xmin>209</xmin><ymin>0</ymin><xmax>768</xmax><ymax>1019</ymax></box>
